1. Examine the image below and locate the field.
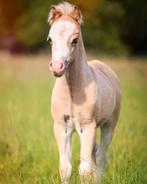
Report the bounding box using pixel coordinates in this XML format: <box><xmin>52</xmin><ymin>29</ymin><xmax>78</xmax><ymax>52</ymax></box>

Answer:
<box><xmin>0</xmin><ymin>54</ymin><xmax>147</xmax><ymax>184</ymax></box>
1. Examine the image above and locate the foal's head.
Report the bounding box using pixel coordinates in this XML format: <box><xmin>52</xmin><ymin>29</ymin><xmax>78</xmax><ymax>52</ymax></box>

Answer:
<box><xmin>47</xmin><ymin>2</ymin><xmax>83</xmax><ymax>77</ymax></box>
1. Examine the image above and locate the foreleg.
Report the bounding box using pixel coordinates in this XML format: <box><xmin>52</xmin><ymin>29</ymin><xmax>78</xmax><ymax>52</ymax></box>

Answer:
<box><xmin>54</xmin><ymin>120</ymin><xmax>74</xmax><ymax>184</ymax></box>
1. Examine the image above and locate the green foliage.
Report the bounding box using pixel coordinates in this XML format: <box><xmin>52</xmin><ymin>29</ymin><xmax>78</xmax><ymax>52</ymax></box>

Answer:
<box><xmin>14</xmin><ymin>0</ymin><xmax>128</xmax><ymax>54</ymax></box>
<box><xmin>0</xmin><ymin>0</ymin><xmax>147</xmax><ymax>54</ymax></box>
<box><xmin>0</xmin><ymin>55</ymin><xmax>147</xmax><ymax>183</ymax></box>
<box><xmin>83</xmin><ymin>1</ymin><xmax>128</xmax><ymax>55</ymax></box>
<box><xmin>14</xmin><ymin>0</ymin><xmax>58</xmax><ymax>49</ymax></box>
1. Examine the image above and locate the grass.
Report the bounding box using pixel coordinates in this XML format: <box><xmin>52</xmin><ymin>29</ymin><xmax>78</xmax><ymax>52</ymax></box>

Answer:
<box><xmin>0</xmin><ymin>54</ymin><xmax>147</xmax><ymax>184</ymax></box>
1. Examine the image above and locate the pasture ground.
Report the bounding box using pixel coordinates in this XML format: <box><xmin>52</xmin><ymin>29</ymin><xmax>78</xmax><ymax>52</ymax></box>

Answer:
<box><xmin>0</xmin><ymin>54</ymin><xmax>147</xmax><ymax>184</ymax></box>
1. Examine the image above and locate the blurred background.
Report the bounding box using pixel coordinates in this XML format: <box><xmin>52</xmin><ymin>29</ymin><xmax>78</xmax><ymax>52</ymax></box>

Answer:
<box><xmin>0</xmin><ymin>0</ymin><xmax>147</xmax><ymax>55</ymax></box>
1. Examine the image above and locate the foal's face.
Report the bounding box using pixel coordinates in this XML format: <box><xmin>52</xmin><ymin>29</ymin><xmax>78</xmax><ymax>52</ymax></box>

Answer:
<box><xmin>48</xmin><ymin>20</ymin><xmax>80</xmax><ymax>77</ymax></box>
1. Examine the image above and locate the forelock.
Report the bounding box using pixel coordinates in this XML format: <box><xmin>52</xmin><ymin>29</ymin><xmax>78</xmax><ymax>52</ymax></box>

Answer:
<box><xmin>48</xmin><ymin>2</ymin><xmax>83</xmax><ymax>25</ymax></box>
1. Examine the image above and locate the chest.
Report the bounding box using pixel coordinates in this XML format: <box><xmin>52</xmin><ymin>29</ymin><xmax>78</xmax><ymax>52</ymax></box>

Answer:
<box><xmin>51</xmin><ymin>78</ymin><xmax>97</xmax><ymax>123</ymax></box>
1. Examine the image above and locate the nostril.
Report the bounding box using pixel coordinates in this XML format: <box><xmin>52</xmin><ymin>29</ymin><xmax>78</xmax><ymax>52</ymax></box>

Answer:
<box><xmin>60</xmin><ymin>62</ymin><xmax>64</xmax><ymax>70</ymax></box>
<box><xmin>49</xmin><ymin>62</ymin><xmax>53</xmax><ymax>71</ymax></box>
<box><xmin>49</xmin><ymin>61</ymin><xmax>65</xmax><ymax>73</ymax></box>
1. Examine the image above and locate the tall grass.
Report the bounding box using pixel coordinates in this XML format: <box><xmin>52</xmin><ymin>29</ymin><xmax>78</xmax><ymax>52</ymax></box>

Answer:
<box><xmin>0</xmin><ymin>55</ymin><xmax>146</xmax><ymax>184</ymax></box>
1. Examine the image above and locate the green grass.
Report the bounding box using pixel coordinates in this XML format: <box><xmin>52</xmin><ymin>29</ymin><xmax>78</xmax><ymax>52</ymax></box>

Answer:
<box><xmin>0</xmin><ymin>54</ymin><xmax>147</xmax><ymax>184</ymax></box>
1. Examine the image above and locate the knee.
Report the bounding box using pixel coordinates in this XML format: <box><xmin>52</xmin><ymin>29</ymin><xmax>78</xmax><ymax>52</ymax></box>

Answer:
<box><xmin>59</xmin><ymin>161</ymin><xmax>72</xmax><ymax>180</ymax></box>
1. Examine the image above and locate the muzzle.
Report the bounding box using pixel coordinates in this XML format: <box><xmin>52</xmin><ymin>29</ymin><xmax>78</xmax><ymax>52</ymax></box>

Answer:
<box><xmin>49</xmin><ymin>59</ymin><xmax>65</xmax><ymax>77</ymax></box>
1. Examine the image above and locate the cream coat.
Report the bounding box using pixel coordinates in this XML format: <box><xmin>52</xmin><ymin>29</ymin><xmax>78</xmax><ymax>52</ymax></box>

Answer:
<box><xmin>48</xmin><ymin>2</ymin><xmax>121</xmax><ymax>184</ymax></box>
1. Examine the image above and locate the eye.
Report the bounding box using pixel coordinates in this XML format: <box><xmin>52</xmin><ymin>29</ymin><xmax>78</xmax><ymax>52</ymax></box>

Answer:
<box><xmin>71</xmin><ymin>38</ymin><xmax>78</xmax><ymax>47</ymax></box>
<box><xmin>47</xmin><ymin>36</ymin><xmax>52</xmax><ymax>44</ymax></box>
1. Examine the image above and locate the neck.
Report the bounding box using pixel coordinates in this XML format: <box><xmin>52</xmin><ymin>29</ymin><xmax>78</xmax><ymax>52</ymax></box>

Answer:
<box><xmin>65</xmin><ymin>31</ymin><xmax>89</xmax><ymax>88</ymax></box>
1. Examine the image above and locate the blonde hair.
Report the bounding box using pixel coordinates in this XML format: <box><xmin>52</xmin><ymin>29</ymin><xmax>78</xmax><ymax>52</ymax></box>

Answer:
<box><xmin>48</xmin><ymin>2</ymin><xmax>83</xmax><ymax>25</ymax></box>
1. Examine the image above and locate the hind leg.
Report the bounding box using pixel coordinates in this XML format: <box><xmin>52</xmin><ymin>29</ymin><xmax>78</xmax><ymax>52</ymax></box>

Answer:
<box><xmin>96</xmin><ymin>123</ymin><xmax>115</xmax><ymax>182</ymax></box>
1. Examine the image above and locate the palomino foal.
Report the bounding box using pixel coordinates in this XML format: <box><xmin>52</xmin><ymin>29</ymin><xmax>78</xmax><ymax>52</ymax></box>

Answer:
<box><xmin>47</xmin><ymin>2</ymin><xmax>121</xmax><ymax>184</ymax></box>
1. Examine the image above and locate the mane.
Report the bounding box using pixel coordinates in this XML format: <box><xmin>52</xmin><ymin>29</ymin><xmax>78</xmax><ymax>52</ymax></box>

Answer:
<box><xmin>48</xmin><ymin>2</ymin><xmax>83</xmax><ymax>25</ymax></box>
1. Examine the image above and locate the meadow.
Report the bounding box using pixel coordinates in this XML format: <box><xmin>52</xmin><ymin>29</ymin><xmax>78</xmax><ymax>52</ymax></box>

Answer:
<box><xmin>0</xmin><ymin>54</ymin><xmax>146</xmax><ymax>184</ymax></box>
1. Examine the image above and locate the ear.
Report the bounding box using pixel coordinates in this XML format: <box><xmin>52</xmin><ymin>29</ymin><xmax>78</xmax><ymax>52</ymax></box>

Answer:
<box><xmin>48</xmin><ymin>6</ymin><xmax>62</xmax><ymax>25</ymax></box>
<box><xmin>71</xmin><ymin>5</ymin><xmax>83</xmax><ymax>25</ymax></box>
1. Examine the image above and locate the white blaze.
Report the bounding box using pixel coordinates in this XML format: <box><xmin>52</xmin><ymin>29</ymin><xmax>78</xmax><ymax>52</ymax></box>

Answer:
<box><xmin>49</xmin><ymin>20</ymin><xmax>78</xmax><ymax>61</ymax></box>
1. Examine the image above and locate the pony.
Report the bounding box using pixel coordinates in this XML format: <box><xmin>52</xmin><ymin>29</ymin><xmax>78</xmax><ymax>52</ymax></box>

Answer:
<box><xmin>47</xmin><ymin>2</ymin><xmax>121</xmax><ymax>184</ymax></box>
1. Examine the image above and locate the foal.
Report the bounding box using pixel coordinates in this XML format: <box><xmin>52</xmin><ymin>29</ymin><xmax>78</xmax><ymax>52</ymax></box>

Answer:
<box><xmin>47</xmin><ymin>2</ymin><xmax>121</xmax><ymax>184</ymax></box>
